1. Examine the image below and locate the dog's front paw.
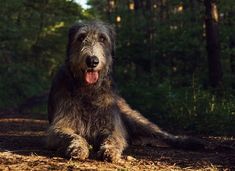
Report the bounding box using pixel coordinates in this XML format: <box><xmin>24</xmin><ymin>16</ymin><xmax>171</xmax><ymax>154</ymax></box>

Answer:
<box><xmin>66</xmin><ymin>138</ymin><xmax>89</xmax><ymax>160</ymax></box>
<box><xmin>98</xmin><ymin>147</ymin><xmax>122</xmax><ymax>163</ymax></box>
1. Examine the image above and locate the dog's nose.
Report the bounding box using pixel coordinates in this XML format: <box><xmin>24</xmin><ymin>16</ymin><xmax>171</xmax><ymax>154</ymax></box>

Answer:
<box><xmin>86</xmin><ymin>55</ymin><xmax>99</xmax><ymax>68</ymax></box>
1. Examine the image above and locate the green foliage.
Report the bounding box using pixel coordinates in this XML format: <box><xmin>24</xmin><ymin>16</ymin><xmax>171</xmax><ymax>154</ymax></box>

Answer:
<box><xmin>159</xmin><ymin>85</ymin><xmax>235</xmax><ymax>135</ymax></box>
<box><xmin>119</xmin><ymin>77</ymin><xmax>235</xmax><ymax>135</ymax></box>
<box><xmin>0</xmin><ymin>0</ymin><xmax>87</xmax><ymax>109</ymax></box>
<box><xmin>0</xmin><ymin>63</ymin><xmax>48</xmax><ymax>108</ymax></box>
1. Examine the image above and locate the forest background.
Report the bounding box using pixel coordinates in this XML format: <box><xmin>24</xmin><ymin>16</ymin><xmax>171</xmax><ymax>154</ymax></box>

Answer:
<box><xmin>0</xmin><ymin>0</ymin><xmax>234</xmax><ymax>135</ymax></box>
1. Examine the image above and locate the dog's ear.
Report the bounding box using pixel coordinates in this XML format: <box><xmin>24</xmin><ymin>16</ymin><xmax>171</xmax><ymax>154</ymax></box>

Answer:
<box><xmin>66</xmin><ymin>23</ymin><xmax>83</xmax><ymax>60</ymax></box>
<box><xmin>68</xmin><ymin>24</ymin><xmax>83</xmax><ymax>42</ymax></box>
<box><xmin>107</xmin><ymin>25</ymin><xmax>116</xmax><ymax>58</ymax></box>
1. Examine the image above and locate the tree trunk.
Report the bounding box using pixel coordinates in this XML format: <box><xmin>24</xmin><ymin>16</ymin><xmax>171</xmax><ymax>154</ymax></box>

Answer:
<box><xmin>204</xmin><ymin>0</ymin><xmax>223</xmax><ymax>88</ymax></box>
<box><xmin>230</xmin><ymin>35</ymin><xmax>235</xmax><ymax>88</ymax></box>
<box><xmin>133</xmin><ymin>0</ymin><xmax>140</xmax><ymax>10</ymax></box>
<box><xmin>159</xmin><ymin>0</ymin><xmax>167</xmax><ymax>21</ymax></box>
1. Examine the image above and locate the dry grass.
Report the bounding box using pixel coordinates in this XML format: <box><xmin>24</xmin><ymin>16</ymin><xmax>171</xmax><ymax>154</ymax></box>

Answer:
<box><xmin>0</xmin><ymin>112</ymin><xmax>234</xmax><ymax>171</ymax></box>
<box><xmin>0</xmin><ymin>151</ymin><xmax>224</xmax><ymax>171</ymax></box>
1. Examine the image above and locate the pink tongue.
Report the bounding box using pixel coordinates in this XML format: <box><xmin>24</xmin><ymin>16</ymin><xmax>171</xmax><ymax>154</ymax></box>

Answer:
<box><xmin>85</xmin><ymin>71</ymin><xmax>99</xmax><ymax>84</ymax></box>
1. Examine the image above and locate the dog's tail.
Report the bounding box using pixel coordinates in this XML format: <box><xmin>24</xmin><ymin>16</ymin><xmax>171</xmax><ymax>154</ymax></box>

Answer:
<box><xmin>117</xmin><ymin>97</ymin><xmax>205</xmax><ymax>150</ymax></box>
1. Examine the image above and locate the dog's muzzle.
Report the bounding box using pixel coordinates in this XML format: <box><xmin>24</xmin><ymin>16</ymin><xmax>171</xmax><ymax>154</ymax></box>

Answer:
<box><xmin>84</xmin><ymin>55</ymin><xmax>100</xmax><ymax>85</ymax></box>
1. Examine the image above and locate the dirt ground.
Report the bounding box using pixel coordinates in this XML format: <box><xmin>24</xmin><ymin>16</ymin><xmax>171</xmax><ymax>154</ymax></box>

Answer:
<box><xmin>0</xmin><ymin>112</ymin><xmax>234</xmax><ymax>171</ymax></box>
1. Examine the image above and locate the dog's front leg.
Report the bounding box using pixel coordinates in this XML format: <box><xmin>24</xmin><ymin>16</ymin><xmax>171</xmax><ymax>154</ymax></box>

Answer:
<box><xmin>98</xmin><ymin>134</ymin><xmax>127</xmax><ymax>163</ymax></box>
<box><xmin>47</xmin><ymin>126</ymin><xmax>89</xmax><ymax>160</ymax></box>
<box><xmin>98</xmin><ymin>117</ymin><xmax>127</xmax><ymax>163</ymax></box>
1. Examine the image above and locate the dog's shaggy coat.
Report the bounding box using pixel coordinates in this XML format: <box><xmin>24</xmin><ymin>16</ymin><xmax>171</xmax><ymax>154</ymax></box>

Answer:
<box><xmin>47</xmin><ymin>21</ymin><xmax>203</xmax><ymax>162</ymax></box>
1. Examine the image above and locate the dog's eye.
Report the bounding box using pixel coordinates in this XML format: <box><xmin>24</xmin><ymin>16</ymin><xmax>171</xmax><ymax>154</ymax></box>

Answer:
<box><xmin>99</xmin><ymin>35</ymin><xmax>106</xmax><ymax>43</ymax></box>
<box><xmin>77</xmin><ymin>33</ymin><xmax>86</xmax><ymax>42</ymax></box>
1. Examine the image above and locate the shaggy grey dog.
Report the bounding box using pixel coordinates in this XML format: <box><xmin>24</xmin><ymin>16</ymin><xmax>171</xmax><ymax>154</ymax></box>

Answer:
<box><xmin>47</xmin><ymin>21</ymin><xmax>203</xmax><ymax>163</ymax></box>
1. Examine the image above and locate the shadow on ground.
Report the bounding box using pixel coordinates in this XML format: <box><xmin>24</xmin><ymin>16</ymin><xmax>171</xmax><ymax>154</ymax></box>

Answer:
<box><xmin>0</xmin><ymin>111</ymin><xmax>234</xmax><ymax>170</ymax></box>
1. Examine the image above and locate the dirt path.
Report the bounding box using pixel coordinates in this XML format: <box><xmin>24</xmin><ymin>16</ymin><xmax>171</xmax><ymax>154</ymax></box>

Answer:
<box><xmin>0</xmin><ymin>112</ymin><xmax>234</xmax><ymax>171</ymax></box>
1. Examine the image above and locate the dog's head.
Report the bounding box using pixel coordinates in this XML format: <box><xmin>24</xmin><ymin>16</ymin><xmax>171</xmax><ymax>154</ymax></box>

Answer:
<box><xmin>66</xmin><ymin>21</ymin><xmax>115</xmax><ymax>85</ymax></box>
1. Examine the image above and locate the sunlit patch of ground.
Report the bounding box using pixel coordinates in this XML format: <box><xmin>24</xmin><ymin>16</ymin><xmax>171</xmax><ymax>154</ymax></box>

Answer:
<box><xmin>0</xmin><ymin>112</ymin><xmax>234</xmax><ymax>170</ymax></box>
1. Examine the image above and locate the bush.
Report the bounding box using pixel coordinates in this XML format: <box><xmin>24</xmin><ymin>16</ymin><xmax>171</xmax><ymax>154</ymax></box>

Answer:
<box><xmin>118</xmin><ymin>76</ymin><xmax>235</xmax><ymax>136</ymax></box>
<box><xmin>0</xmin><ymin>63</ymin><xmax>49</xmax><ymax>109</ymax></box>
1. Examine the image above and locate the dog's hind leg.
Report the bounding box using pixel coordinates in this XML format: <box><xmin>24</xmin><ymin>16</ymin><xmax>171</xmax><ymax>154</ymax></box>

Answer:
<box><xmin>117</xmin><ymin>97</ymin><xmax>205</xmax><ymax>150</ymax></box>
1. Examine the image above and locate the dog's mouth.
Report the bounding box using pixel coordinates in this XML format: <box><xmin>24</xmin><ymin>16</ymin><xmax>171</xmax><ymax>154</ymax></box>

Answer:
<box><xmin>84</xmin><ymin>69</ymin><xmax>99</xmax><ymax>85</ymax></box>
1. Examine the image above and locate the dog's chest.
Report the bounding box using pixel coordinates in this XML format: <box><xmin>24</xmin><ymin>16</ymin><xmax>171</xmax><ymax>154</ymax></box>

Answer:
<box><xmin>73</xmin><ymin>94</ymin><xmax>116</xmax><ymax>138</ymax></box>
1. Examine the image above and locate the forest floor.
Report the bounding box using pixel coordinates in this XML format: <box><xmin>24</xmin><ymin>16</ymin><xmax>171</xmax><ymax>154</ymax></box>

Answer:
<box><xmin>0</xmin><ymin>111</ymin><xmax>234</xmax><ymax>171</ymax></box>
